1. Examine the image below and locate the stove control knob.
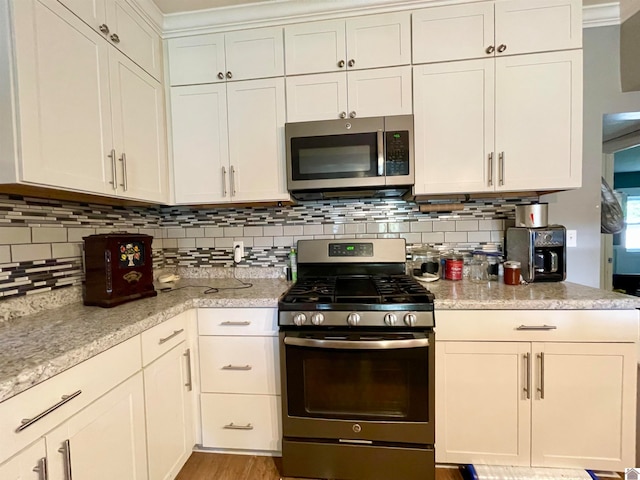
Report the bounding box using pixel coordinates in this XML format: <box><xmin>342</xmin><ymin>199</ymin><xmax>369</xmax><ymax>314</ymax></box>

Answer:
<box><xmin>347</xmin><ymin>313</ymin><xmax>361</xmax><ymax>326</ymax></box>
<box><xmin>384</xmin><ymin>313</ymin><xmax>397</xmax><ymax>326</ymax></box>
<box><xmin>311</xmin><ymin>313</ymin><xmax>325</xmax><ymax>326</ymax></box>
<box><xmin>404</xmin><ymin>313</ymin><xmax>417</xmax><ymax>327</ymax></box>
<box><xmin>293</xmin><ymin>313</ymin><xmax>307</xmax><ymax>326</ymax></box>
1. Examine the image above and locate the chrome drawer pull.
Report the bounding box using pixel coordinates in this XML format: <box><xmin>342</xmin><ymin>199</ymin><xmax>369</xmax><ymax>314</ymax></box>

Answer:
<box><xmin>58</xmin><ymin>439</ymin><xmax>72</xmax><ymax>480</ymax></box>
<box><xmin>16</xmin><ymin>390</ymin><xmax>82</xmax><ymax>432</ymax></box>
<box><xmin>222</xmin><ymin>364</ymin><xmax>252</xmax><ymax>371</ymax></box>
<box><xmin>33</xmin><ymin>457</ymin><xmax>48</xmax><ymax>480</ymax></box>
<box><xmin>223</xmin><ymin>422</ymin><xmax>253</xmax><ymax>430</ymax></box>
<box><xmin>516</xmin><ymin>325</ymin><xmax>557</xmax><ymax>331</ymax></box>
<box><xmin>158</xmin><ymin>328</ymin><xmax>184</xmax><ymax>344</ymax></box>
<box><xmin>220</xmin><ymin>321</ymin><xmax>251</xmax><ymax>326</ymax></box>
<box><xmin>184</xmin><ymin>349</ymin><xmax>193</xmax><ymax>391</ymax></box>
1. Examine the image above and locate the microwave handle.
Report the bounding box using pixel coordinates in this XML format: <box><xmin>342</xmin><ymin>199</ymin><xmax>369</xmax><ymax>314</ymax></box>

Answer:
<box><xmin>377</xmin><ymin>130</ymin><xmax>384</xmax><ymax>176</ymax></box>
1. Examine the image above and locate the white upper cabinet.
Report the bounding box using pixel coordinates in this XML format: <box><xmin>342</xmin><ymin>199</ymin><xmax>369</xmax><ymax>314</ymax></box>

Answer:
<box><xmin>109</xmin><ymin>50</ymin><xmax>168</xmax><ymax>203</ymax></box>
<box><xmin>286</xmin><ymin>65</ymin><xmax>412</xmax><ymax>122</ymax></box>
<box><xmin>170</xmin><ymin>78</ymin><xmax>288</xmax><ymax>204</ymax></box>
<box><xmin>58</xmin><ymin>0</ymin><xmax>162</xmax><ymax>80</ymax></box>
<box><xmin>285</xmin><ymin>12</ymin><xmax>410</xmax><ymax>75</ymax></box>
<box><xmin>10</xmin><ymin>0</ymin><xmax>113</xmax><ymax>194</ymax></box>
<box><xmin>412</xmin><ymin>0</ymin><xmax>581</xmax><ymax>64</ymax></box>
<box><xmin>413</xmin><ymin>50</ymin><xmax>582</xmax><ymax>195</ymax></box>
<box><xmin>167</xmin><ymin>27</ymin><xmax>284</xmax><ymax>86</ymax></box>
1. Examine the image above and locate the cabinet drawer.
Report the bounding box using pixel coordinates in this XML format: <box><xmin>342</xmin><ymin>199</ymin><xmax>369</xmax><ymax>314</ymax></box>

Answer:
<box><xmin>141</xmin><ymin>311</ymin><xmax>189</xmax><ymax>366</ymax></box>
<box><xmin>199</xmin><ymin>336</ymin><xmax>280</xmax><ymax>395</ymax></box>
<box><xmin>200</xmin><ymin>393</ymin><xmax>281</xmax><ymax>452</ymax></box>
<box><xmin>198</xmin><ymin>308</ymin><xmax>278</xmax><ymax>336</ymax></box>
<box><xmin>0</xmin><ymin>336</ymin><xmax>141</xmax><ymax>464</ymax></box>
<box><xmin>435</xmin><ymin>310</ymin><xmax>639</xmax><ymax>342</ymax></box>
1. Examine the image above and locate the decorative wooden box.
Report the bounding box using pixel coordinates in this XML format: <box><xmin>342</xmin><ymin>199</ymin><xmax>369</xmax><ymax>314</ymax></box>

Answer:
<box><xmin>83</xmin><ymin>233</ymin><xmax>157</xmax><ymax>307</ymax></box>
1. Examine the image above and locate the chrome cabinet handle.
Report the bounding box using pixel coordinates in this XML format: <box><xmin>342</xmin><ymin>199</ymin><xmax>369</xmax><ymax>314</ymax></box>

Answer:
<box><xmin>16</xmin><ymin>391</ymin><xmax>82</xmax><ymax>432</ymax></box>
<box><xmin>230</xmin><ymin>165</ymin><xmax>236</xmax><ymax>196</ymax></box>
<box><xmin>184</xmin><ymin>349</ymin><xmax>192</xmax><ymax>391</ymax></box>
<box><xmin>498</xmin><ymin>151</ymin><xmax>504</xmax><ymax>186</ymax></box>
<box><xmin>348</xmin><ymin>59</ymin><xmax>355</xmax><ymax>67</ymax></box>
<box><xmin>158</xmin><ymin>328</ymin><xmax>184</xmax><ymax>345</ymax></box>
<box><xmin>220</xmin><ymin>321</ymin><xmax>251</xmax><ymax>326</ymax></box>
<box><xmin>338</xmin><ymin>60</ymin><xmax>345</xmax><ymax>68</ymax></box>
<box><xmin>58</xmin><ymin>440</ymin><xmax>72</xmax><ymax>480</ymax></box>
<box><xmin>488</xmin><ymin>152</ymin><xmax>493</xmax><ymax>187</ymax></box>
<box><xmin>217</xmin><ymin>72</ymin><xmax>224</xmax><ymax>80</ymax></box>
<box><xmin>222</xmin><ymin>364</ymin><xmax>252</xmax><ymax>371</ymax></box>
<box><xmin>108</xmin><ymin>149</ymin><xmax>117</xmax><ymax>190</ymax></box>
<box><xmin>517</xmin><ymin>325</ymin><xmax>557</xmax><ymax>331</ymax></box>
<box><xmin>226</xmin><ymin>71</ymin><xmax>232</xmax><ymax>79</ymax></box>
<box><xmin>110</xmin><ymin>33</ymin><xmax>120</xmax><ymax>44</ymax></box>
<box><xmin>99</xmin><ymin>24</ymin><xmax>109</xmax><ymax>34</ymax></box>
<box><xmin>537</xmin><ymin>352</ymin><xmax>545</xmax><ymax>399</ymax></box>
<box><xmin>284</xmin><ymin>336</ymin><xmax>429</xmax><ymax>350</ymax></box>
<box><xmin>339</xmin><ymin>111</ymin><xmax>347</xmax><ymax>119</ymax></box>
<box><xmin>486</xmin><ymin>45</ymin><xmax>495</xmax><ymax>54</ymax></box>
<box><xmin>33</xmin><ymin>457</ymin><xmax>48</xmax><ymax>480</ymax></box>
<box><xmin>377</xmin><ymin>130</ymin><xmax>384</xmax><ymax>176</ymax></box>
<box><xmin>349</xmin><ymin>111</ymin><xmax>356</xmax><ymax>118</ymax></box>
<box><xmin>223</xmin><ymin>422</ymin><xmax>253</xmax><ymax>430</ymax></box>
<box><xmin>497</xmin><ymin>44</ymin><xmax>507</xmax><ymax>53</ymax></box>
<box><xmin>119</xmin><ymin>153</ymin><xmax>128</xmax><ymax>191</ymax></box>
<box><xmin>524</xmin><ymin>352</ymin><xmax>531</xmax><ymax>399</ymax></box>
<box><xmin>222</xmin><ymin>166</ymin><xmax>227</xmax><ymax>197</ymax></box>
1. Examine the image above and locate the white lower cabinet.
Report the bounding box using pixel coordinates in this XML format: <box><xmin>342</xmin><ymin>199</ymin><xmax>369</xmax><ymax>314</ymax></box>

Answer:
<box><xmin>435</xmin><ymin>310</ymin><xmax>638</xmax><ymax>470</ymax></box>
<box><xmin>197</xmin><ymin>308</ymin><xmax>281</xmax><ymax>453</ymax></box>
<box><xmin>0</xmin><ymin>439</ymin><xmax>47</xmax><ymax>480</ymax></box>
<box><xmin>45</xmin><ymin>372</ymin><xmax>148</xmax><ymax>480</ymax></box>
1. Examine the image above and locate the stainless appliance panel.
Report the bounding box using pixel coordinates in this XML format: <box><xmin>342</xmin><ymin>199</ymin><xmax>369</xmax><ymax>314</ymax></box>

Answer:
<box><xmin>297</xmin><ymin>238</ymin><xmax>407</xmax><ymax>264</ymax></box>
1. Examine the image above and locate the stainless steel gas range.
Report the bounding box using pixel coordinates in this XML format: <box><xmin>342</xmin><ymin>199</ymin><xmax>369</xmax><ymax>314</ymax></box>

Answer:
<box><xmin>278</xmin><ymin>238</ymin><xmax>436</xmax><ymax>480</ymax></box>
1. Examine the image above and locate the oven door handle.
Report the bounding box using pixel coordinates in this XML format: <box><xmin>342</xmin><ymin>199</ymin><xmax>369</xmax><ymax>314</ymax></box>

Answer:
<box><xmin>284</xmin><ymin>336</ymin><xmax>429</xmax><ymax>350</ymax></box>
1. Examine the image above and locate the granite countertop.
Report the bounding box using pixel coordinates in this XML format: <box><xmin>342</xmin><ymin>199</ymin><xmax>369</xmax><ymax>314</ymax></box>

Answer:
<box><xmin>1</xmin><ymin>275</ymin><xmax>639</xmax><ymax>404</ymax></box>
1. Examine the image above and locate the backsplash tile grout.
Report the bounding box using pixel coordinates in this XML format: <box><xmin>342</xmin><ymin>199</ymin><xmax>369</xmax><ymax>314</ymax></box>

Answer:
<box><xmin>0</xmin><ymin>193</ymin><xmax>538</xmax><ymax>300</ymax></box>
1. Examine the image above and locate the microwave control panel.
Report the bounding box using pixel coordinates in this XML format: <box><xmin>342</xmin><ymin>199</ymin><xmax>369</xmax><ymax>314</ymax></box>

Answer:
<box><xmin>385</xmin><ymin>131</ymin><xmax>410</xmax><ymax>176</ymax></box>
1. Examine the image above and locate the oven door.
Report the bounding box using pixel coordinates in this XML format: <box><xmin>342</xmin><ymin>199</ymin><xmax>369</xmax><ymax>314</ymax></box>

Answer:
<box><xmin>280</xmin><ymin>330</ymin><xmax>435</xmax><ymax>446</ymax></box>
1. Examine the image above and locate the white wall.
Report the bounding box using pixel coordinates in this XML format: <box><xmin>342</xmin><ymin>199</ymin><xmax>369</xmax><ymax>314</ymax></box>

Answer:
<box><xmin>543</xmin><ymin>25</ymin><xmax>640</xmax><ymax>287</ymax></box>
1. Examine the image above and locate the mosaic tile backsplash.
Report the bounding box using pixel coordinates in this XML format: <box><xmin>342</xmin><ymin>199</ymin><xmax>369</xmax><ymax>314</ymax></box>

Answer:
<box><xmin>0</xmin><ymin>193</ymin><xmax>537</xmax><ymax>299</ymax></box>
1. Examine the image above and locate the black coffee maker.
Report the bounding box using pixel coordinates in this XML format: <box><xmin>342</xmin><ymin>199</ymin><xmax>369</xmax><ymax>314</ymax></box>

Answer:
<box><xmin>506</xmin><ymin>226</ymin><xmax>566</xmax><ymax>282</ymax></box>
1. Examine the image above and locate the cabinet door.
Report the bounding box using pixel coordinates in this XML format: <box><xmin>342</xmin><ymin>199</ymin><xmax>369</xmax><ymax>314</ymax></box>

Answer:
<box><xmin>167</xmin><ymin>33</ymin><xmax>226</xmax><ymax>86</ymax></box>
<box><xmin>435</xmin><ymin>342</ymin><xmax>531</xmax><ymax>466</ymax></box>
<box><xmin>0</xmin><ymin>440</ymin><xmax>47</xmax><ymax>480</ymax></box>
<box><xmin>57</xmin><ymin>0</ymin><xmax>107</xmax><ymax>31</ymax></box>
<box><xmin>12</xmin><ymin>0</ymin><xmax>111</xmax><ymax>194</ymax></box>
<box><xmin>285</xmin><ymin>72</ymin><xmax>348</xmax><ymax>122</ymax></box>
<box><xmin>495</xmin><ymin>0</ymin><xmax>582</xmax><ymax>57</ymax></box>
<box><xmin>227</xmin><ymin>78</ymin><xmax>289</xmax><ymax>202</ymax></box>
<box><xmin>413</xmin><ymin>59</ymin><xmax>495</xmax><ymax>195</ymax></box>
<box><xmin>225</xmin><ymin>27</ymin><xmax>284</xmax><ymax>81</ymax></box>
<box><xmin>110</xmin><ymin>50</ymin><xmax>168</xmax><ymax>203</ymax></box>
<box><xmin>495</xmin><ymin>50</ymin><xmax>582</xmax><ymax>192</ymax></box>
<box><xmin>144</xmin><ymin>343</ymin><xmax>194</xmax><ymax>480</ymax></box>
<box><xmin>105</xmin><ymin>0</ymin><xmax>162</xmax><ymax>80</ymax></box>
<box><xmin>412</xmin><ymin>3</ymin><xmax>494</xmax><ymax>64</ymax></box>
<box><xmin>530</xmin><ymin>342</ymin><xmax>636</xmax><ymax>470</ymax></box>
<box><xmin>170</xmin><ymin>84</ymin><xmax>229</xmax><ymax>204</ymax></box>
<box><xmin>346</xmin><ymin>66</ymin><xmax>412</xmax><ymax>119</ymax></box>
<box><xmin>46</xmin><ymin>373</ymin><xmax>147</xmax><ymax>480</ymax></box>
<box><xmin>284</xmin><ymin>19</ymin><xmax>346</xmax><ymax>75</ymax></box>
<box><xmin>345</xmin><ymin>12</ymin><xmax>410</xmax><ymax>69</ymax></box>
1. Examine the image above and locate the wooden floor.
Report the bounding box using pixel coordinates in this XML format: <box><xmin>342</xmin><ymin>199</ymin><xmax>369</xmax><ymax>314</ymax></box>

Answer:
<box><xmin>176</xmin><ymin>452</ymin><xmax>464</xmax><ymax>480</ymax></box>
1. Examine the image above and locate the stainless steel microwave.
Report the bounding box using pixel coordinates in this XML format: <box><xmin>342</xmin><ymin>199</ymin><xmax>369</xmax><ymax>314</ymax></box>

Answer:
<box><xmin>285</xmin><ymin>115</ymin><xmax>414</xmax><ymax>200</ymax></box>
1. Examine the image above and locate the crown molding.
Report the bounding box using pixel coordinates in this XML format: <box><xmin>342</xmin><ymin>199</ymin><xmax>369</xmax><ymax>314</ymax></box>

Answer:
<box><xmin>149</xmin><ymin>0</ymin><xmax>623</xmax><ymax>37</ymax></box>
<box><xmin>129</xmin><ymin>0</ymin><xmax>165</xmax><ymax>33</ymax></box>
<box><xmin>583</xmin><ymin>2</ymin><xmax>621</xmax><ymax>28</ymax></box>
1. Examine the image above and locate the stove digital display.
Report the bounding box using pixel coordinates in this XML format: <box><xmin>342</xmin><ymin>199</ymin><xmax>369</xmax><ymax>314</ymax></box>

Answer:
<box><xmin>329</xmin><ymin>242</ymin><xmax>373</xmax><ymax>257</ymax></box>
